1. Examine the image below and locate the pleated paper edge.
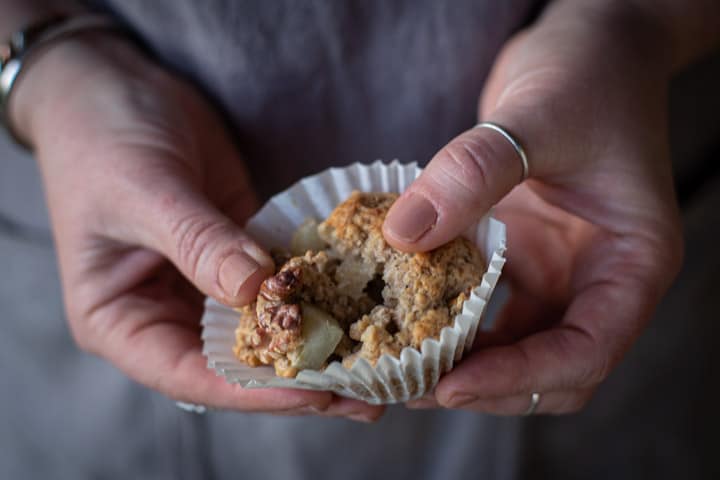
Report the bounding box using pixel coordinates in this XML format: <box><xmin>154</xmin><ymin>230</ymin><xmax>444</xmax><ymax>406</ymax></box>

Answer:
<box><xmin>201</xmin><ymin>160</ymin><xmax>506</xmax><ymax>404</ymax></box>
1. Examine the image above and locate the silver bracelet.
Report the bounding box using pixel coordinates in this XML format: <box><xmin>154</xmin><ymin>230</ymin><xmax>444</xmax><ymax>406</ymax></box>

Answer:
<box><xmin>0</xmin><ymin>13</ymin><xmax>119</xmax><ymax>147</ymax></box>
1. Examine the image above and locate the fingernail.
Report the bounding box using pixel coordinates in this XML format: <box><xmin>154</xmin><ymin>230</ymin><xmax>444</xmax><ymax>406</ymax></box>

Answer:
<box><xmin>243</xmin><ymin>244</ymin><xmax>275</xmax><ymax>271</ymax></box>
<box><xmin>446</xmin><ymin>393</ymin><xmax>478</xmax><ymax>408</ymax></box>
<box><xmin>218</xmin><ymin>252</ymin><xmax>260</xmax><ymax>298</ymax></box>
<box><xmin>385</xmin><ymin>193</ymin><xmax>437</xmax><ymax>243</ymax></box>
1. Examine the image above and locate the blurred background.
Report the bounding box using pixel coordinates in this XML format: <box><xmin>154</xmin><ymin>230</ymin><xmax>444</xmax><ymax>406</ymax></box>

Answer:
<box><xmin>1</xmin><ymin>48</ymin><xmax>719</xmax><ymax>480</ymax></box>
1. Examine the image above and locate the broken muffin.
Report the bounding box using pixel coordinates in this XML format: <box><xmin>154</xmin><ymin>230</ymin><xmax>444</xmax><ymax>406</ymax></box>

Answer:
<box><xmin>233</xmin><ymin>191</ymin><xmax>485</xmax><ymax>378</ymax></box>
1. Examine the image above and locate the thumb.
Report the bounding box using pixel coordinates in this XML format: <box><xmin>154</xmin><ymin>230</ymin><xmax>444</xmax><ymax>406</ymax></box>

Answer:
<box><xmin>383</xmin><ymin>122</ymin><xmax>528</xmax><ymax>252</ymax></box>
<box><xmin>134</xmin><ymin>183</ymin><xmax>274</xmax><ymax>307</ymax></box>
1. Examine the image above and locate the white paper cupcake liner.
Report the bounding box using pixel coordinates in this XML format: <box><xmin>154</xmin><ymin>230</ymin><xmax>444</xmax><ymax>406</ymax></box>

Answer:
<box><xmin>201</xmin><ymin>160</ymin><xmax>506</xmax><ymax>404</ymax></box>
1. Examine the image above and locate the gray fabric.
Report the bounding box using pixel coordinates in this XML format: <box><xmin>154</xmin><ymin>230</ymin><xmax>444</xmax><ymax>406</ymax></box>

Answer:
<box><xmin>205</xmin><ymin>408</ymin><xmax>522</xmax><ymax>480</ymax></box>
<box><xmin>1</xmin><ymin>1</ymin><xmax>720</xmax><ymax>479</ymax></box>
<box><xmin>94</xmin><ymin>0</ymin><xmax>538</xmax><ymax>199</ymax></box>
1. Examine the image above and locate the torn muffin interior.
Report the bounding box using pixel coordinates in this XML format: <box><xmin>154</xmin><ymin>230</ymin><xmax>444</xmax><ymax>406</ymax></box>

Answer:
<box><xmin>233</xmin><ymin>191</ymin><xmax>485</xmax><ymax>378</ymax></box>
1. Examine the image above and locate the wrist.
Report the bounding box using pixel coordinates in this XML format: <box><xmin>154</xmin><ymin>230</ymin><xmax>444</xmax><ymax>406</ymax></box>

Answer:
<box><xmin>537</xmin><ymin>0</ymin><xmax>672</xmax><ymax>75</ymax></box>
<box><xmin>8</xmin><ymin>31</ymin><xmax>150</xmax><ymax>147</ymax></box>
<box><xmin>543</xmin><ymin>0</ymin><xmax>720</xmax><ymax>72</ymax></box>
<box><xmin>0</xmin><ymin>1</ymin><xmax>85</xmax><ymax>39</ymax></box>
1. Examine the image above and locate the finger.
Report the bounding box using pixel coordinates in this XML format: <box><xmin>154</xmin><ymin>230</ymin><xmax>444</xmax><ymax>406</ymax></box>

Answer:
<box><xmin>405</xmin><ymin>393</ymin><xmax>440</xmax><ymax>410</ymax></box>
<box><xmin>434</xmin><ymin>269</ymin><xmax>657</xmax><ymax>403</ymax></box>
<box><xmin>383</xmin><ymin>125</ymin><xmax>527</xmax><ymax>252</ymax></box>
<box><xmin>444</xmin><ymin>388</ymin><xmax>595</xmax><ymax>416</ymax></box>
<box><xmin>88</xmin><ymin>296</ymin><xmax>333</xmax><ymax>413</ymax></box>
<box><xmin>124</xmin><ymin>177</ymin><xmax>274</xmax><ymax>307</ymax></box>
<box><xmin>489</xmin><ymin>187</ymin><xmax>587</xmax><ymax>337</ymax></box>
<box><xmin>406</xmin><ymin>387</ymin><xmax>594</xmax><ymax>415</ymax></box>
<box><xmin>321</xmin><ymin>397</ymin><xmax>386</xmax><ymax>423</ymax></box>
<box><xmin>79</xmin><ymin>263</ymin><xmax>385</xmax><ymax>418</ymax></box>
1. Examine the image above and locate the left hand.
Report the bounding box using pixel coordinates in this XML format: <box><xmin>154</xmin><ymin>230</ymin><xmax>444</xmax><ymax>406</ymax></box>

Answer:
<box><xmin>384</xmin><ymin>2</ymin><xmax>683</xmax><ymax>414</ymax></box>
<box><xmin>11</xmin><ymin>33</ymin><xmax>383</xmax><ymax>421</ymax></box>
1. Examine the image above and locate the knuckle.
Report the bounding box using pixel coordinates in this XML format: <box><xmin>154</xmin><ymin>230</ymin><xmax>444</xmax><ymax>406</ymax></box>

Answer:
<box><xmin>581</xmin><ymin>351</ymin><xmax>611</xmax><ymax>387</ymax></box>
<box><xmin>628</xmin><ymin>224</ymin><xmax>684</xmax><ymax>294</ymax></box>
<box><xmin>649</xmin><ymin>235</ymin><xmax>684</xmax><ymax>288</ymax></box>
<box><xmin>66</xmin><ymin>313</ymin><xmax>97</xmax><ymax>354</ymax></box>
<box><xmin>170</xmin><ymin>212</ymin><xmax>229</xmax><ymax>280</ymax></box>
<box><xmin>435</xmin><ymin>137</ymin><xmax>496</xmax><ymax>199</ymax></box>
<box><xmin>65</xmin><ymin>296</ymin><xmax>111</xmax><ymax>356</ymax></box>
<box><xmin>665</xmin><ymin>230</ymin><xmax>685</xmax><ymax>280</ymax></box>
<box><xmin>502</xmin><ymin>344</ymin><xmax>535</xmax><ymax>395</ymax></box>
<box><xmin>555</xmin><ymin>325</ymin><xmax>610</xmax><ymax>388</ymax></box>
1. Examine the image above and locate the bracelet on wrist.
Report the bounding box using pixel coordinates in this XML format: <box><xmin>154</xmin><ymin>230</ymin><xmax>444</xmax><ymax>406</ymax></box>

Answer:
<box><xmin>0</xmin><ymin>13</ymin><xmax>120</xmax><ymax>149</ymax></box>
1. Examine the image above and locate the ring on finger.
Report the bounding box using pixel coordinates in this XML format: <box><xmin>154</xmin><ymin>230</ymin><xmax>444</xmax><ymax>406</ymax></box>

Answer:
<box><xmin>176</xmin><ymin>401</ymin><xmax>208</xmax><ymax>414</ymax></box>
<box><xmin>522</xmin><ymin>392</ymin><xmax>541</xmax><ymax>416</ymax></box>
<box><xmin>475</xmin><ymin>121</ymin><xmax>529</xmax><ymax>182</ymax></box>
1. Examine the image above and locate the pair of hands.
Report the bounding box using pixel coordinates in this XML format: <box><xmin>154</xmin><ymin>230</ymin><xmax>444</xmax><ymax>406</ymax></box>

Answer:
<box><xmin>10</xmin><ymin>3</ymin><xmax>682</xmax><ymax>421</ymax></box>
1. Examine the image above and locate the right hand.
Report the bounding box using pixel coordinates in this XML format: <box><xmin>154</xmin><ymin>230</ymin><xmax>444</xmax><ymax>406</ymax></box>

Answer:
<box><xmin>10</xmin><ymin>33</ymin><xmax>383</xmax><ymax>421</ymax></box>
<box><xmin>386</xmin><ymin>3</ymin><xmax>683</xmax><ymax>415</ymax></box>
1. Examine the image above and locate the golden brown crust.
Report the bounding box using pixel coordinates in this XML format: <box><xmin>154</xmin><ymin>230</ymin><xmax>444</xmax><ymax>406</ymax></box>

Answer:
<box><xmin>233</xmin><ymin>191</ymin><xmax>485</xmax><ymax>377</ymax></box>
<box><xmin>318</xmin><ymin>191</ymin><xmax>397</xmax><ymax>263</ymax></box>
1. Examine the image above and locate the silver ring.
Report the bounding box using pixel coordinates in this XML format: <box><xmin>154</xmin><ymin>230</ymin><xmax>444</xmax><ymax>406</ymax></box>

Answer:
<box><xmin>522</xmin><ymin>392</ymin><xmax>541</xmax><ymax>416</ymax></box>
<box><xmin>176</xmin><ymin>401</ymin><xmax>208</xmax><ymax>414</ymax></box>
<box><xmin>475</xmin><ymin>121</ymin><xmax>529</xmax><ymax>182</ymax></box>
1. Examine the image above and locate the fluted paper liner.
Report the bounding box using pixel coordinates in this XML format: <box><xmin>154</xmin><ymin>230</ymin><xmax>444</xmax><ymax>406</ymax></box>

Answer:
<box><xmin>201</xmin><ymin>161</ymin><xmax>506</xmax><ymax>404</ymax></box>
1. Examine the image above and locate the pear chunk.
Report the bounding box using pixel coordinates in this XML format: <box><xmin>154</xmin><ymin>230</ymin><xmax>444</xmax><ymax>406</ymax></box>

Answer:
<box><xmin>288</xmin><ymin>303</ymin><xmax>343</xmax><ymax>371</ymax></box>
<box><xmin>290</xmin><ymin>219</ymin><xmax>326</xmax><ymax>256</ymax></box>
